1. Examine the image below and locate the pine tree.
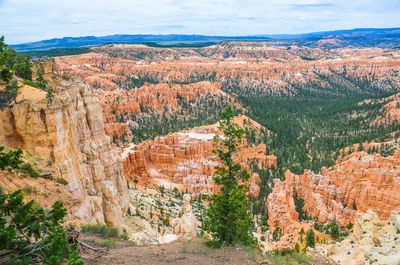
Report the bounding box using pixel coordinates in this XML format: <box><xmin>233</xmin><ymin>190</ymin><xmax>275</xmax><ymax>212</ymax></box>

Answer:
<box><xmin>0</xmin><ymin>186</ymin><xmax>83</xmax><ymax>264</ymax></box>
<box><xmin>203</xmin><ymin>106</ymin><xmax>256</xmax><ymax>247</ymax></box>
<box><xmin>306</xmin><ymin>229</ymin><xmax>315</xmax><ymax>248</ymax></box>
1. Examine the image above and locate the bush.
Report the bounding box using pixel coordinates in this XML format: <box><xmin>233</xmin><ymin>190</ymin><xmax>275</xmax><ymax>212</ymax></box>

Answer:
<box><xmin>0</xmin><ymin>146</ymin><xmax>42</xmax><ymax>179</ymax></box>
<box><xmin>0</xmin><ymin>68</ymin><xmax>13</xmax><ymax>82</ymax></box>
<box><xmin>19</xmin><ymin>162</ymin><xmax>40</xmax><ymax>178</ymax></box>
<box><xmin>306</xmin><ymin>229</ymin><xmax>315</xmax><ymax>248</ymax></box>
<box><xmin>0</xmin><ymin>36</ymin><xmax>32</xmax><ymax>81</ymax></box>
<box><xmin>46</xmin><ymin>87</ymin><xmax>55</xmax><ymax>102</ymax></box>
<box><xmin>0</xmin><ymin>186</ymin><xmax>83</xmax><ymax>264</ymax></box>
<box><xmin>0</xmin><ymin>80</ymin><xmax>19</xmax><ymax>108</ymax></box>
<box><xmin>0</xmin><ymin>146</ymin><xmax>23</xmax><ymax>171</ymax></box>
<box><xmin>265</xmin><ymin>248</ymin><xmax>310</xmax><ymax>264</ymax></box>
<box><xmin>23</xmin><ymin>79</ymin><xmax>39</xmax><ymax>88</ymax></box>
<box><xmin>81</xmin><ymin>224</ymin><xmax>119</xmax><ymax>237</ymax></box>
<box><xmin>97</xmin><ymin>238</ymin><xmax>116</xmax><ymax>248</ymax></box>
<box><xmin>55</xmin><ymin>177</ymin><xmax>68</xmax><ymax>185</ymax></box>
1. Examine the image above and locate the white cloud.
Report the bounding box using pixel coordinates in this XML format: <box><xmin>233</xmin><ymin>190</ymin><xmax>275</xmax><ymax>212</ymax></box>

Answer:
<box><xmin>0</xmin><ymin>0</ymin><xmax>399</xmax><ymax>44</ymax></box>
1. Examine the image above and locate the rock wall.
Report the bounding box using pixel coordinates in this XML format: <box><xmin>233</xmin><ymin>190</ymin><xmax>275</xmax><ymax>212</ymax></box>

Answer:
<box><xmin>0</xmin><ymin>74</ymin><xmax>128</xmax><ymax>229</ymax></box>
<box><xmin>267</xmin><ymin>150</ymin><xmax>400</xmax><ymax>232</ymax></box>
<box><xmin>317</xmin><ymin>210</ymin><xmax>400</xmax><ymax>265</ymax></box>
<box><xmin>375</xmin><ymin>92</ymin><xmax>400</xmax><ymax>124</ymax></box>
<box><xmin>122</xmin><ymin>116</ymin><xmax>277</xmax><ymax>196</ymax></box>
<box><xmin>55</xmin><ymin>44</ymin><xmax>400</xmax><ymax>143</ymax></box>
<box><xmin>55</xmin><ymin>44</ymin><xmax>400</xmax><ymax>98</ymax></box>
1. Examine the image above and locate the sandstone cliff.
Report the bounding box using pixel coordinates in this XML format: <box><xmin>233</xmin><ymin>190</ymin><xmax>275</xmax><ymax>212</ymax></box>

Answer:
<box><xmin>0</xmin><ymin>67</ymin><xmax>128</xmax><ymax>229</ymax></box>
<box><xmin>267</xmin><ymin>150</ymin><xmax>400</xmax><ymax>232</ymax></box>
<box><xmin>54</xmin><ymin>44</ymin><xmax>400</xmax><ymax>144</ymax></box>
<box><xmin>316</xmin><ymin>210</ymin><xmax>400</xmax><ymax>265</ymax></box>
<box><xmin>375</xmin><ymin>92</ymin><xmax>400</xmax><ymax>124</ymax></box>
<box><xmin>56</xmin><ymin>45</ymin><xmax>400</xmax><ymax>98</ymax></box>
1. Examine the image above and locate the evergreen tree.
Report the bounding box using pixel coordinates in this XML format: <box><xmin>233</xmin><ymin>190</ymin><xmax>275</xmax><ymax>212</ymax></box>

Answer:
<box><xmin>329</xmin><ymin>220</ymin><xmax>340</xmax><ymax>240</ymax></box>
<box><xmin>0</xmin><ymin>36</ymin><xmax>32</xmax><ymax>81</ymax></box>
<box><xmin>0</xmin><ymin>186</ymin><xmax>83</xmax><ymax>264</ymax></box>
<box><xmin>203</xmin><ymin>106</ymin><xmax>255</xmax><ymax>247</ymax></box>
<box><xmin>306</xmin><ymin>229</ymin><xmax>315</xmax><ymax>248</ymax></box>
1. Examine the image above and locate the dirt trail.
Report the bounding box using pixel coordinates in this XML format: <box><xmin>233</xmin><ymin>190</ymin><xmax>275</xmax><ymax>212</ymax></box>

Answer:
<box><xmin>82</xmin><ymin>240</ymin><xmax>260</xmax><ymax>265</ymax></box>
<box><xmin>81</xmin><ymin>239</ymin><xmax>337</xmax><ymax>265</ymax></box>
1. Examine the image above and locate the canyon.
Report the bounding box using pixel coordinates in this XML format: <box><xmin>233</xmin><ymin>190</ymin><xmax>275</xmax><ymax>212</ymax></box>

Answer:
<box><xmin>2</xmin><ymin>40</ymin><xmax>400</xmax><ymax>264</ymax></box>
<box><xmin>265</xmin><ymin>150</ymin><xmax>400</xmax><ymax>249</ymax></box>
<box><xmin>54</xmin><ymin>43</ymin><xmax>400</xmax><ymax>144</ymax></box>
<box><xmin>52</xmin><ymin>43</ymin><xmax>400</xmax><ymax>252</ymax></box>
<box><xmin>316</xmin><ymin>210</ymin><xmax>400</xmax><ymax>265</ymax></box>
<box><xmin>122</xmin><ymin>115</ymin><xmax>277</xmax><ymax>196</ymax></box>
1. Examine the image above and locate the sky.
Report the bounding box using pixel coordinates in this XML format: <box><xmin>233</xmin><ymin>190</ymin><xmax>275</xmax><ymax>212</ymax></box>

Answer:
<box><xmin>0</xmin><ymin>0</ymin><xmax>399</xmax><ymax>44</ymax></box>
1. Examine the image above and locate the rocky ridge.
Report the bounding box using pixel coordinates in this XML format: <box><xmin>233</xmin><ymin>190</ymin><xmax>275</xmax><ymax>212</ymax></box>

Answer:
<box><xmin>0</xmin><ymin>62</ymin><xmax>128</xmax><ymax>229</ymax></box>
<box><xmin>56</xmin><ymin>45</ymin><xmax>400</xmax><ymax>97</ymax></box>
<box><xmin>55</xmin><ymin>44</ymin><xmax>400</xmax><ymax>143</ymax></box>
<box><xmin>264</xmin><ymin>150</ymin><xmax>400</xmax><ymax>249</ymax></box>
<box><xmin>122</xmin><ymin>115</ymin><xmax>277</xmax><ymax>197</ymax></box>
<box><xmin>375</xmin><ymin>92</ymin><xmax>400</xmax><ymax>124</ymax></box>
<box><xmin>316</xmin><ymin>210</ymin><xmax>400</xmax><ymax>265</ymax></box>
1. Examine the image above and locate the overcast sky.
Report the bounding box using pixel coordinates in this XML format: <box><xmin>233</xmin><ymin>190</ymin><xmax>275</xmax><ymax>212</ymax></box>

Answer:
<box><xmin>1</xmin><ymin>0</ymin><xmax>399</xmax><ymax>44</ymax></box>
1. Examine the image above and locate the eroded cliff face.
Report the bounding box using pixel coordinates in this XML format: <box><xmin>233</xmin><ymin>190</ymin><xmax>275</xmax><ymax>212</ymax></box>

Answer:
<box><xmin>375</xmin><ymin>92</ymin><xmax>400</xmax><ymax>124</ymax></box>
<box><xmin>54</xmin><ymin>44</ymin><xmax>400</xmax><ymax>143</ymax></box>
<box><xmin>122</xmin><ymin>115</ymin><xmax>277</xmax><ymax>197</ymax></box>
<box><xmin>316</xmin><ymin>210</ymin><xmax>400</xmax><ymax>265</ymax></box>
<box><xmin>56</xmin><ymin>44</ymin><xmax>400</xmax><ymax>97</ymax></box>
<box><xmin>267</xmin><ymin>150</ymin><xmax>400</xmax><ymax>231</ymax></box>
<box><xmin>0</xmin><ymin>73</ymin><xmax>128</xmax><ymax>229</ymax></box>
<box><xmin>98</xmin><ymin>81</ymin><xmax>227</xmax><ymax>142</ymax></box>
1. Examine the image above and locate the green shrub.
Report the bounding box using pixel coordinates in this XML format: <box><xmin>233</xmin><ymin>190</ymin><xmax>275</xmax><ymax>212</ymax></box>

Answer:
<box><xmin>55</xmin><ymin>177</ymin><xmax>68</xmax><ymax>185</ymax></box>
<box><xmin>46</xmin><ymin>87</ymin><xmax>55</xmax><ymax>102</ymax></box>
<box><xmin>306</xmin><ymin>229</ymin><xmax>315</xmax><ymax>248</ymax></box>
<box><xmin>20</xmin><ymin>162</ymin><xmax>40</xmax><ymax>178</ymax></box>
<box><xmin>0</xmin><ymin>186</ymin><xmax>83</xmax><ymax>264</ymax></box>
<box><xmin>265</xmin><ymin>248</ymin><xmax>310</xmax><ymax>264</ymax></box>
<box><xmin>97</xmin><ymin>238</ymin><xmax>116</xmax><ymax>248</ymax></box>
<box><xmin>66</xmin><ymin>251</ymin><xmax>85</xmax><ymax>265</ymax></box>
<box><xmin>245</xmin><ymin>246</ymin><xmax>260</xmax><ymax>260</ymax></box>
<box><xmin>81</xmin><ymin>224</ymin><xmax>119</xmax><ymax>237</ymax></box>
<box><xmin>0</xmin><ymin>146</ymin><xmax>23</xmax><ymax>171</ymax></box>
<box><xmin>23</xmin><ymin>79</ymin><xmax>39</xmax><ymax>88</ymax></box>
<box><xmin>22</xmin><ymin>185</ymin><xmax>33</xmax><ymax>195</ymax></box>
<box><xmin>0</xmin><ymin>68</ymin><xmax>13</xmax><ymax>82</ymax></box>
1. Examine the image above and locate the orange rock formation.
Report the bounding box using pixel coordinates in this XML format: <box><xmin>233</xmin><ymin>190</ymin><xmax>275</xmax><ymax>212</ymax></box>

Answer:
<box><xmin>0</xmin><ymin>70</ymin><xmax>128</xmax><ymax>229</ymax></box>
<box><xmin>54</xmin><ymin>43</ymin><xmax>400</xmax><ymax>141</ymax></box>
<box><xmin>375</xmin><ymin>92</ymin><xmax>400</xmax><ymax>124</ymax></box>
<box><xmin>267</xmin><ymin>150</ymin><xmax>400</xmax><ymax>232</ymax></box>
<box><xmin>122</xmin><ymin>116</ymin><xmax>277</xmax><ymax>196</ymax></box>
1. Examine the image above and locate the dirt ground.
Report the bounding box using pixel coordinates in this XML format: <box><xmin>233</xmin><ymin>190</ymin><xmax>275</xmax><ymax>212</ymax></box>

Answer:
<box><xmin>80</xmin><ymin>238</ymin><xmax>337</xmax><ymax>265</ymax></box>
<box><xmin>81</xmin><ymin>239</ymin><xmax>259</xmax><ymax>265</ymax></box>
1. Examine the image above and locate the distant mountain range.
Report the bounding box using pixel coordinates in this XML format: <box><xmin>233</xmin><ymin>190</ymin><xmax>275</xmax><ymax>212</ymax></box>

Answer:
<box><xmin>11</xmin><ymin>27</ymin><xmax>400</xmax><ymax>52</ymax></box>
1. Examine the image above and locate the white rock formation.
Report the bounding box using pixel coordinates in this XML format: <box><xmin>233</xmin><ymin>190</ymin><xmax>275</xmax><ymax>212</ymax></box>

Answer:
<box><xmin>317</xmin><ymin>210</ymin><xmax>400</xmax><ymax>265</ymax></box>
<box><xmin>171</xmin><ymin>194</ymin><xmax>198</xmax><ymax>238</ymax></box>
